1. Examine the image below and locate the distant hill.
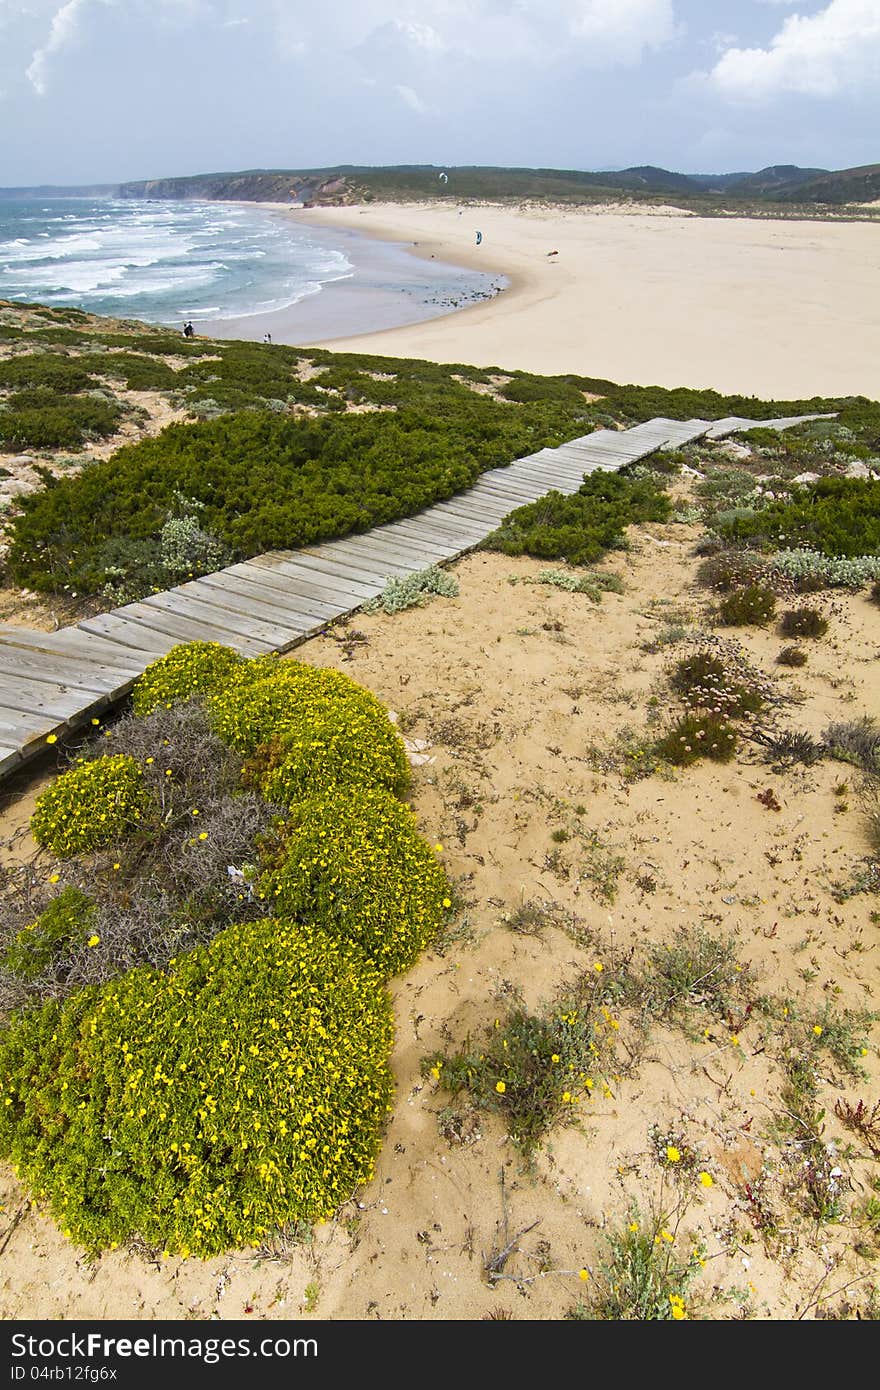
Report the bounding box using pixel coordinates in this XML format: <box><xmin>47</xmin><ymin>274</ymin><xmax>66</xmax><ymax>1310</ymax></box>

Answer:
<box><xmin>693</xmin><ymin>165</ymin><xmax>829</xmax><ymax>195</ymax></box>
<box><xmin>0</xmin><ymin>183</ymin><xmax>117</xmax><ymax>199</ymax></box>
<box><xmin>773</xmin><ymin>163</ymin><xmax>880</xmax><ymax>204</ymax></box>
<box><xmin>3</xmin><ymin>161</ymin><xmax>877</xmax><ymax>210</ymax></box>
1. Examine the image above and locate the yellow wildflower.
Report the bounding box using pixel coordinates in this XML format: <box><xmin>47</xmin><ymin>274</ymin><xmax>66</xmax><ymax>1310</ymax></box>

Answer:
<box><xmin>495</xmin><ymin>1080</ymin><xmax>506</xmax><ymax>1094</ymax></box>
<box><xmin>665</xmin><ymin>1146</ymin><xmax>680</xmax><ymax>1163</ymax></box>
<box><xmin>698</xmin><ymin>1171</ymin><xmax>714</xmax><ymax>1188</ymax></box>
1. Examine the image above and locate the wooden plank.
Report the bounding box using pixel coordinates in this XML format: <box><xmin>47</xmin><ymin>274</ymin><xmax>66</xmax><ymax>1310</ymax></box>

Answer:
<box><xmin>225</xmin><ymin>559</ymin><xmax>371</xmax><ymax>608</ymax></box>
<box><xmin>0</xmin><ymin>745</ymin><xmax>23</xmax><ymax>776</ymax></box>
<box><xmin>0</xmin><ymin>675</ymin><xmax>110</xmax><ymax>724</ymax></box>
<box><xmin>132</xmin><ymin>591</ymin><xmax>297</xmax><ymax>649</ymax></box>
<box><xmin>249</xmin><ymin>552</ymin><xmax>385</xmax><ymax>597</ymax></box>
<box><xmin>377</xmin><ymin>518</ymin><xmax>483</xmax><ymax>547</ymax></box>
<box><xmin>0</xmin><ymin>625</ymin><xmax>146</xmax><ymax>670</ymax></box>
<box><xmin>183</xmin><ymin>573</ymin><xmax>343</xmax><ymax>625</ymax></box>
<box><xmin>321</xmin><ymin>531</ymin><xmax>453</xmax><ymax>565</ymax></box>
<box><xmin>0</xmin><ymin>644</ymin><xmax>141</xmax><ymax>698</ymax></box>
<box><xmin>302</xmin><ymin>542</ymin><xmax>426</xmax><ymax>575</ymax></box>
<box><xmin>195</xmin><ymin>569</ymin><xmax>352</xmax><ymax>619</ymax></box>
<box><xmin>0</xmin><ymin>708</ymin><xmax>56</xmax><ymax>744</ymax></box>
<box><xmin>79</xmin><ymin>610</ymin><xmax>256</xmax><ymax>656</ymax></box>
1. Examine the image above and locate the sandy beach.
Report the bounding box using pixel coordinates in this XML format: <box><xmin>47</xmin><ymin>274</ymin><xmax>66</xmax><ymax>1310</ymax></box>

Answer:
<box><xmin>218</xmin><ymin>200</ymin><xmax>880</xmax><ymax>401</ymax></box>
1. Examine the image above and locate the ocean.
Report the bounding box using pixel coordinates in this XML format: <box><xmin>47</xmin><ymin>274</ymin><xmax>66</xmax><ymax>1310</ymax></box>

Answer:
<box><xmin>0</xmin><ymin>197</ymin><xmax>504</xmax><ymax>338</ymax></box>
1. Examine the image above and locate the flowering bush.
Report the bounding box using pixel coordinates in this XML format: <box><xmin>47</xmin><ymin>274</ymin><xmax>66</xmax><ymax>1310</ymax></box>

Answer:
<box><xmin>0</xmin><ymin>918</ymin><xmax>394</xmax><ymax>1257</ymax></box>
<box><xmin>258</xmin><ymin>786</ymin><xmax>450</xmax><ymax>978</ymax></box>
<box><xmin>31</xmin><ymin>755</ymin><xmax>154</xmax><ymax>857</ymax></box>
<box><xmin>209</xmin><ymin>659</ymin><xmax>409</xmax><ymax>802</ymax></box>
<box><xmin>131</xmin><ymin>641</ymin><xmax>245</xmax><ymax>716</ymax></box>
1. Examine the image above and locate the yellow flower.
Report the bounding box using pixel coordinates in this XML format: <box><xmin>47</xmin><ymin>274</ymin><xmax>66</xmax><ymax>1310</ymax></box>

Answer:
<box><xmin>112</xmin><ymin>862</ymin><xmax>121</xmax><ymax>871</ymax></box>
<box><xmin>434</xmin><ymin>843</ymin><xmax>443</xmax><ymax>852</ymax></box>
<box><xmin>48</xmin><ymin>873</ymin><xmax>60</xmax><ymax>884</ymax></box>
<box><xmin>729</xmin><ymin>1034</ymin><xmax>740</xmax><ymax>1046</ymax></box>
<box><xmin>666</xmin><ymin>1146</ymin><xmax>681</xmax><ymax>1163</ymax></box>
<box><xmin>442</xmin><ymin>898</ymin><xmax>451</xmax><ymax>908</ymax></box>
<box><xmin>593</xmin><ymin>961</ymin><xmax>604</xmax><ymax>973</ymax></box>
<box><xmin>495</xmin><ymin>1080</ymin><xmax>506</xmax><ymax>1094</ymax></box>
<box><xmin>562</xmin><ymin>1091</ymin><xmax>572</xmax><ymax>1103</ymax></box>
<box><xmin>46</xmin><ymin>734</ymin><xmax>57</xmax><ymax>745</ymax></box>
<box><xmin>812</xmin><ymin>1025</ymin><xmax>823</xmax><ymax>1037</ymax></box>
<box><xmin>660</xmin><ymin>1229</ymin><xmax>674</xmax><ymax>1243</ymax></box>
<box><xmin>87</xmin><ymin>935</ymin><xmax>100</xmax><ymax>948</ymax></box>
<box><xmin>198</xmin><ymin>832</ymin><xmax>208</xmax><ymax>841</ymax></box>
<box><xmin>578</xmin><ymin>1268</ymin><xmax>589</xmax><ymax>1282</ymax></box>
<box><xmin>91</xmin><ymin>718</ymin><xmax>100</xmax><ymax>726</ymax></box>
<box><xmin>551</xmin><ymin>1054</ymin><xmax>560</xmax><ymax>1064</ymax></box>
<box><xmin>698</xmin><ymin>1171</ymin><xmax>714</xmax><ymax>1188</ymax></box>
<box><xmin>430</xmin><ymin>1065</ymin><xmax>441</xmax><ymax>1081</ymax></box>
<box><xmin>669</xmin><ymin>1295</ymin><xmax>686</xmax><ymax>1320</ymax></box>
<box><xmin>628</xmin><ymin>1222</ymin><xmax>638</xmax><ymax>1233</ymax></box>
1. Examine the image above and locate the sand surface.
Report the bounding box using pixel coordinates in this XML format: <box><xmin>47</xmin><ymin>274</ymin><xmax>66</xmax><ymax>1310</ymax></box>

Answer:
<box><xmin>2</xmin><ymin>510</ymin><xmax>878</xmax><ymax>1322</ymax></box>
<box><xmin>257</xmin><ymin>201</ymin><xmax>880</xmax><ymax>401</ymax></box>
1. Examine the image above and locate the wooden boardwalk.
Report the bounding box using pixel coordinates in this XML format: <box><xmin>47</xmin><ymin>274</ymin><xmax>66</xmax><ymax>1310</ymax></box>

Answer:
<box><xmin>0</xmin><ymin>411</ymin><xmax>833</xmax><ymax>780</ymax></box>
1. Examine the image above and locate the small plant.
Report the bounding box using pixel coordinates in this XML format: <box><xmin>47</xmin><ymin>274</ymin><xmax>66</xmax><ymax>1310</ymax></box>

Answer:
<box><xmin>779</xmin><ymin>607</ymin><xmax>828</xmax><ymax>638</ymax></box>
<box><xmin>717</xmin><ymin>584</ymin><xmax>777</xmax><ymax>627</ymax></box>
<box><xmin>668</xmin><ymin>649</ymin><xmax>765</xmax><ymax>720</ymax></box>
<box><xmin>363</xmin><ymin>565</ymin><xmax>459</xmax><ymax>615</ymax></box>
<box><xmin>822</xmin><ymin>717</ymin><xmax>880</xmax><ymax>777</ymax></box>
<box><xmin>654</xmin><ymin>712</ymin><xmax>738</xmax><ymax>766</ymax></box>
<box><xmin>31</xmin><ymin>754</ymin><xmax>154</xmax><ymax>857</ymax></box>
<box><xmin>641</xmin><ymin>927</ymin><xmax>756</xmax><ymax>1027</ymax></box>
<box><xmin>777</xmin><ymin>646</ymin><xmax>807</xmax><ymax>667</ymax></box>
<box><xmin>424</xmin><ymin>971</ymin><xmax>621</xmax><ymax>1156</ymax></box>
<box><xmin>834</xmin><ymin>1098</ymin><xmax>880</xmax><ymax>1159</ymax></box>
<box><xmin>748</xmin><ymin>727</ymin><xmax>825</xmax><ymax>768</ymax></box>
<box><xmin>696</xmin><ymin>549</ymin><xmax>766</xmax><ymax>593</ymax></box>
<box><xmin>573</xmin><ymin>1206</ymin><xmax>705</xmax><ymax>1320</ymax></box>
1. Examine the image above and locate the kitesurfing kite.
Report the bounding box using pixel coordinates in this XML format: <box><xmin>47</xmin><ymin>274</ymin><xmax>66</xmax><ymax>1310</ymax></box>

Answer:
<box><xmin>475</xmin><ymin>230</ymin><xmax>482</xmax><ymax>246</ymax></box>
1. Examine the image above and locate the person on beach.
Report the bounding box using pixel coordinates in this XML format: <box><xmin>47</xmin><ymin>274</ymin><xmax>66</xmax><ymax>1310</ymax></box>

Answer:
<box><xmin>182</xmin><ymin>320</ymin><xmax>194</xmax><ymax>338</ymax></box>
<box><xmin>263</xmin><ymin>332</ymin><xmax>272</xmax><ymax>343</ymax></box>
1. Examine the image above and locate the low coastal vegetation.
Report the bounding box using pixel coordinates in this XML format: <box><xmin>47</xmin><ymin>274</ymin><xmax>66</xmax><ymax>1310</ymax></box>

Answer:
<box><xmin>0</xmin><ymin>642</ymin><xmax>451</xmax><ymax>1256</ymax></box>
<box><xmin>3</xmin><ymin>299</ymin><xmax>878</xmax><ymax>612</ymax></box>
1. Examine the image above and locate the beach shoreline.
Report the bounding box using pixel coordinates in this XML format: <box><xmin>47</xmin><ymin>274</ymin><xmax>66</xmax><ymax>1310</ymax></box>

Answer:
<box><xmin>203</xmin><ymin>198</ymin><xmax>880</xmax><ymax>400</ymax></box>
<box><xmin>197</xmin><ymin>201</ymin><xmax>508</xmax><ymax>351</ymax></box>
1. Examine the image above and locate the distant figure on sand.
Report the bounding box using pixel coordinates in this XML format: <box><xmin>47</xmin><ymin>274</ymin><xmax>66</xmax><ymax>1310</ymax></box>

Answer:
<box><xmin>182</xmin><ymin>321</ymin><xmax>194</xmax><ymax>338</ymax></box>
<box><xmin>263</xmin><ymin>332</ymin><xmax>272</xmax><ymax>343</ymax></box>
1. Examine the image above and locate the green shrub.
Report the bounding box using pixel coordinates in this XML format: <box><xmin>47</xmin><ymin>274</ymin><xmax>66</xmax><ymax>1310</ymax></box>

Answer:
<box><xmin>716</xmin><ymin>477</ymin><xmax>880</xmax><ymax>557</ymax></box>
<box><xmin>132</xmin><ymin>642</ymin><xmax>245</xmax><ymax>716</ymax></box>
<box><xmin>655</xmin><ymin>713</ymin><xmax>738</xmax><ymax>766</ymax></box>
<box><xmin>0</xmin><ymin>390</ymin><xmax>123</xmax><ymax>449</ymax></box>
<box><xmin>717</xmin><ymin>584</ymin><xmax>777</xmax><ymax>626</ymax></box>
<box><xmin>483</xmin><ymin>472</ymin><xmax>671</xmax><ymax>567</ymax></box>
<box><xmin>0</xmin><ymin>355</ymin><xmax>98</xmax><ymax>394</ymax></box>
<box><xmin>777</xmin><ymin>646</ymin><xmax>808</xmax><ymax>667</ymax></box>
<box><xmin>363</xmin><ymin>565</ymin><xmax>459</xmax><ymax>614</ymax></box>
<box><xmin>31</xmin><ymin>755</ymin><xmax>154</xmax><ymax>857</ymax></box>
<box><xmin>779</xmin><ymin>607</ymin><xmax>828</xmax><ymax>638</ymax></box>
<box><xmin>0</xmin><ymin>918</ymin><xmax>394</xmax><ymax>1257</ymax></box>
<box><xmin>3</xmin><ymin>887</ymin><xmax>97</xmax><ymax>981</ymax></box>
<box><xmin>247</xmin><ymin>698</ymin><xmax>409</xmax><ymax>807</ymax></box>
<box><xmin>257</xmin><ymin>786</ymin><xmax>449</xmax><ymax>978</ymax></box>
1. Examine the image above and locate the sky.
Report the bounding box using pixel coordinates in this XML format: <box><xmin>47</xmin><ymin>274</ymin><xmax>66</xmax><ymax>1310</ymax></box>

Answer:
<box><xmin>1</xmin><ymin>0</ymin><xmax>878</xmax><ymax>186</ymax></box>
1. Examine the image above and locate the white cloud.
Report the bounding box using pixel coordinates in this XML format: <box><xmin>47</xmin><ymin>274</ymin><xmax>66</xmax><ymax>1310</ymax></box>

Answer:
<box><xmin>705</xmin><ymin>0</ymin><xmax>880</xmax><ymax>99</ymax></box>
<box><xmin>26</xmin><ymin>0</ymin><xmax>99</xmax><ymax>96</ymax></box>
<box><xmin>395</xmin><ymin>83</ymin><xmax>426</xmax><ymax>111</ymax></box>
